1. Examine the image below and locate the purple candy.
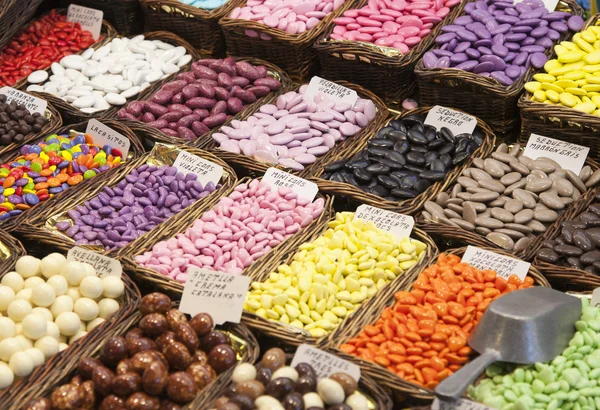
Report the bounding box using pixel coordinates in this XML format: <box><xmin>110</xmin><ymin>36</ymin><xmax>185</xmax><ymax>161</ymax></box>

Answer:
<box><xmin>491</xmin><ymin>71</ymin><xmax>514</xmax><ymax>85</ymax></box>
<box><xmin>568</xmin><ymin>15</ymin><xmax>585</xmax><ymax>31</ymax></box>
<box><xmin>505</xmin><ymin>65</ymin><xmax>521</xmax><ymax>78</ymax></box>
<box><xmin>530</xmin><ymin>52</ymin><xmax>548</xmax><ymax>68</ymax></box>
<box><xmin>473</xmin><ymin>61</ymin><xmax>495</xmax><ymax>73</ymax></box>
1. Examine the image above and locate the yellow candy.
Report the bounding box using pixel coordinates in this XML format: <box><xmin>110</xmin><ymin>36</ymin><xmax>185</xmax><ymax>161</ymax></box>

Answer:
<box><xmin>0</xmin><ymin>202</ymin><xmax>14</xmax><ymax>210</ymax></box>
<box><xmin>540</xmin><ymin>83</ymin><xmax>564</xmax><ymax>93</ymax></box>
<box><xmin>564</xmin><ymin>71</ymin><xmax>586</xmax><ymax>80</ymax></box>
<box><xmin>591</xmin><ymin>95</ymin><xmax>600</xmax><ymax>108</ymax></box>
<box><xmin>533</xmin><ymin>90</ymin><xmax>546</xmax><ymax>101</ymax></box>
<box><xmin>587</xmin><ymin>74</ymin><xmax>600</xmax><ymax>84</ymax></box>
<box><xmin>546</xmin><ymin>89</ymin><xmax>560</xmax><ymax>103</ymax></box>
<box><xmin>554</xmin><ymin>45</ymin><xmax>570</xmax><ymax>56</ymax></box>
<box><xmin>566</xmin><ymin>87</ymin><xmax>587</xmax><ymax>96</ymax></box>
<box><xmin>533</xmin><ymin>73</ymin><xmax>556</xmax><ymax>83</ymax></box>
<box><xmin>559</xmin><ymin>92</ymin><xmax>578</xmax><ymax>107</ymax></box>
<box><xmin>584</xmin><ymin>65</ymin><xmax>600</xmax><ymax>73</ymax></box>
<box><xmin>524</xmin><ymin>81</ymin><xmax>542</xmax><ymax>93</ymax></box>
<box><xmin>582</xmin><ymin>30</ymin><xmax>597</xmax><ymax>44</ymax></box>
<box><xmin>548</xmin><ymin>67</ymin><xmax>573</xmax><ymax>77</ymax></box>
<box><xmin>574</xmin><ymin>102</ymin><xmax>596</xmax><ymax>114</ymax></box>
<box><xmin>575</xmin><ymin>37</ymin><xmax>595</xmax><ymax>54</ymax></box>
<box><xmin>544</xmin><ymin>59</ymin><xmax>562</xmax><ymax>72</ymax></box>
<box><xmin>586</xmin><ymin>51</ymin><xmax>600</xmax><ymax>65</ymax></box>
<box><xmin>555</xmin><ymin>80</ymin><xmax>577</xmax><ymax>89</ymax></box>
<box><xmin>564</xmin><ymin>61</ymin><xmax>585</xmax><ymax>71</ymax></box>
<box><xmin>576</xmin><ymin>79</ymin><xmax>588</xmax><ymax>87</ymax></box>
<box><xmin>561</xmin><ymin>41</ymin><xmax>579</xmax><ymax>51</ymax></box>
<box><xmin>3</xmin><ymin>188</ymin><xmax>15</xmax><ymax>196</ymax></box>
<box><xmin>558</xmin><ymin>51</ymin><xmax>586</xmax><ymax>64</ymax></box>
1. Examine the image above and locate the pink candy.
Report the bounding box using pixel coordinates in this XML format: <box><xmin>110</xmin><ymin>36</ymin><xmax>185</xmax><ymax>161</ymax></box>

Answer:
<box><xmin>134</xmin><ymin>179</ymin><xmax>325</xmax><ymax>282</ymax></box>
<box><xmin>330</xmin><ymin>0</ymin><xmax>459</xmax><ymax>53</ymax></box>
<box><xmin>230</xmin><ymin>0</ymin><xmax>345</xmax><ymax>37</ymax></box>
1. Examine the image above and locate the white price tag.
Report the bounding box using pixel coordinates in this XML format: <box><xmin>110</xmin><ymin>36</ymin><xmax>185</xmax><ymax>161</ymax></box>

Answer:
<box><xmin>303</xmin><ymin>76</ymin><xmax>358</xmax><ymax>106</ymax></box>
<box><xmin>462</xmin><ymin>246</ymin><xmax>530</xmax><ymax>281</ymax></box>
<box><xmin>86</xmin><ymin>119</ymin><xmax>130</xmax><ymax>159</ymax></box>
<box><xmin>354</xmin><ymin>205</ymin><xmax>414</xmax><ymax>239</ymax></box>
<box><xmin>424</xmin><ymin>105</ymin><xmax>477</xmax><ymax>137</ymax></box>
<box><xmin>180</xmin><ymin>268</ymin><xmax>250</xmax><ymax>325</ymax></box>
<box><xmin>0</xmin><ymin>87</ymin><xmax>47</xmax><ymax>115</ymax></box>
<box><xmin>591</xmin><ymin>288</ymin><xmax>600</xmax><ymax>307</ymax></box>
<box><xmin>67</xmin><ymin>4</ymin><xmax>103</xmax><ymax>40</ymax></box>
<box><xmin>67</xmin><ymin>247</ymin><xmax>122</xmax><ymax>279</ymax></box>
<box><xmin>432</xmin><ymin>398</ymin><xmax>495</xmax><ymax>410</ymax></box>
<box><xmin>291</xmin><ymin>345</ymin><xmax>361</xmax><ymax>382</ymax></box>
<box><xmin>263</xmin><ymin>168</ymin><xmax>318</xmax><ymax>202</ymax></box>
<box><xmin>172</xmin><ymin>150</ymin><xmax>223</xmax><ymax>187</ymax></box>
<box><xmin>523</xmin><ymin>134</ymin><xmax>589</xmax><ymax>174</ymax></box>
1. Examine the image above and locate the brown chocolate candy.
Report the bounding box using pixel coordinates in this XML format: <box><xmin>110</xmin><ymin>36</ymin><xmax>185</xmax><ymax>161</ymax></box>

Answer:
<box><xmin>126</xmin><ymin>392</ymin><xmax>161</xmax><ymax>410</ymax></box>
<box><xmin>111</xmin><ymin>372</ymin><xmax>142</xmax><ymax>397</ymax></box>
<box><xmin>208</xmin><ymin>344</ymin><xmax>237</xmax><ymax>374</ymax></box>
<box><xmin>186</xmin><ymin>362</ymin><xmax>216</xmax><ymax>389</ymax></box>
<box><xmin>140</xmin><ymin>313</ymin><xmax>169</xmax><ymax>337</ymax></box>
<box><xmin>92</xmin><ymin>366</ymin><xmax>116</xmax><ymax>396</ymax></box>
<box><xmin>101</xmin><ymin>336</ymin><xmax>128</xmax><ymax>366</ymax></box>
<box><xmin>142</xmin><ymin>361</ymin><xmax>169</xmax><ymax>395</ymax></box>
<box><xmin>99</xmin><ymin>395</ymin><xmax>127</xmax><ymax>410</ymax></box>
<box><xmin>51</xmin><ymin>384</ymin><xmax>83</xmax><ymax>410</ymax></box>
<box><xmin>189</xmin><ymin>313</ymin><xmax>214</xmax><ymax>338</ymax></box>
<box><xmin>140</xmin><ymin>293</ymin><xmax>172</xmax><ymax>316</ymax></box>
<box><xmin>173</xmin><ymin>322</ymin><xmax>199</xmax><ymax>353</ymax></box>
<box><xmin>166</xmin><ymin>372</ymin><xmax>198</xmax><ymax>404</ymax></box>
<box><xmin>164</xmin><ymin>342</ymin><xmax>193</xmax><ymax>370</ymax></box>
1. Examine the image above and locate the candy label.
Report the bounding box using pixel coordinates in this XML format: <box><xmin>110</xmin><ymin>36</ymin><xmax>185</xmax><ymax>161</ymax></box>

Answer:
<box><xmin>172</xmin><ymin>150</ymin><xmax>223</xmax><ymax>187</ymax></box>
<box><xmin>291</xmin><ymin>345</ymin><xmax>361</xmax><ymax>382</ymax></box>
<box><xmin>263</xmin><ymin>168</ymin><xmax>318</xmax><ymax>201</ymax></box>
<box><xmin>304</xmin><ymin>76</ymin><xmax>358</xmax><ymax>106</ymax></box>
<box><xmin>180</xmin><ymin>268</ymin><xmax>250</xmax><ymax>325</ymax></box>
<box><xmin>67</xmin><ymin>246</ymin><xmax>122</xmax><ymax>278</ymax></box>
<box><xmin>67</xmin><ymin>4</ymin><xmax>103</xmax><ymax>40</ymax></box>
<box><xmin>432</xmin><ymin>398</ymin><xmax>493</xmax><ymax>410</ymax></box>
<box><xmin>462</xmin><ymin>246</ymin><xmax>530</xmax><ymax>281</ymax></box>
<box><xmin>86</xmin><ymin>119</ymin><xmax>130</xmax><ymax>159</ymax></box>
<box><xmin>0</xmin><ymin>87</ymin><xmax>47</xmax><ymax>115</ymax></box>
<box><xmin>424</xmin><ymin>105</ymin><xmax>477</xmax><ymax>137</ymax></box>
<box><xmin>591</xmin><ymin>288</ymin><xmax>600</xmax><ymax>308</ymax></box>
<box><xmin>355</xmin><ymin>205</ymin><xmax>414</xmax><ymax>239</ymax></box>
<box><xmin>524</xmin><ymin>134</ymin><xmax>589</xmax><ymax>174</ymax></box>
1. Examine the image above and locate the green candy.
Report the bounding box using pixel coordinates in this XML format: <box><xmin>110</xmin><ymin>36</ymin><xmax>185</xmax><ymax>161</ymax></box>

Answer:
<box><xmin>83</xmin><ymin>170</ymin><xmax>96</xmax><ymax>179</ymax></box>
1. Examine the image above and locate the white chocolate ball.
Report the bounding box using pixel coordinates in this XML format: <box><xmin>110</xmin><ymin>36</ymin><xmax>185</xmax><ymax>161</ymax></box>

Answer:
<box><xmin>79</xmin><ymin>276</ymin><xmax>103</xmax><ymax>299</ymax></box>
<box><xmin>74</xmin><ymin>298</ymin><xmax>98</xmax><ymax>321</ymax></box>
<box><xmin>51</xmin><ymin>295</ymin><xmax>73</xmax><ymax>318</ymax></box>
<box><xmin>31</xmin><ymin>284</ymin><xmax>56</xmax><ymax>307</ymax></box>
<box><xmin>0</xmin><ymin>286</ymin><xmax>15</xmax><ymax>311</ymax></box>
<box><xmin>317</xmin><ymin>379</ymin><xmax>345</xmax><ymax>405</ymax></box>
<box><xmin>82</xmin><ymin>263</ymin><xmax>96</xmax><ymax>278</ymax></box>
<box><xmin>61</xmin><ymin>262</ymin><xmax>85</xmax><ymax>286</ymax></box>
<box><xmin>65</xmin><ymin>287</ymin><xmax>81</xmax><ymax>302</ymax></box>
<box><xmin>34</xmin><ymin>336</ymin><xmax>59</xmax><ymax>359</ymax></box>
<box><xmin>86</xmin><ymin>317</ymin><xmax>104</xmax><ymax>331</ymax></box>
<box><xmin>0</xmin><ymin>338</ymin><xmax>22</xmax><ymax>361</ymax></box>
<box><xmin>46</xmin><ymin>275</ymin><xmax>68</xmax><ymax>296</ymax></box>
<box><xmin>32</xmin><ymin>307</ymin><xmax>53</xmax><ymax>322</ymax></box>
<box><xmin>98</xmin><ymin>298</ymin><xmax>120</xmax><ymax>319</ymax></box>
<box><xmin>102</xmin><ymin>276</ymin><xmax>124</xmax><ymax>298</ymax></box>
<box><xmin>69</xmin><ymin>330</ymin><xmax>87</xmax><ymax>344</ymax></box>
<box><xmin>14</xmin><ymin>335</ymin><xmax>33</xmax><ymax>350</ymax></box>
<box><xmin>1</xmin><ymin>272</ymin><xmax>24</xmax><ymax>293</ymax></box>
<box><xmin>232</xmin><ymin>363</ymin><xmax>257</xmax><ymax>383</ymax></box>
<box><xmin>55</xmin><ymin>312</ymin><xmax>81</xmax><ymax>336</ymax></box>
<box><xmin>0</xmin><ymin>362</ymin><xmax>14</xmax><ymax>389</ymax></box>
<box><xmin>59</xmin><ymin>343</ymin><xmax>68</xmax><ymax>352</ymax></box>
<box><xmin>0</xmin><ymin>317</ymin><xmax>16</xmax><ymax>340</ymax></box>
<box><xmin>45</xmin><ymin>321</ymin><xmax>60</xmax><ymax>340</ymax></box>
<box><xmin>272</xmin><ymin>366</ymin><xmax>299</xmax><ymax>381</ymax></box>
<box><xmin>346</xmin><ymin>393</ymin><xmax>369</xmax><ymax>410</ymax></box>
<box><xmin>15</xmin><ymin>288</ymin><xmax>32</xmax><ymax>302</ymax></box>
<box><xmin>24</xmin><ymin>347</ymin><xmax>45</xmax><ymax>367</ymax></box>
<box><xmin>15</xmin><ymin>256</ymin><xmax>41</xmax><ymax>278</ymax></box>
<box><xmin>41</xmin><ymin>254</ymin><xmax>64</xmax><ymax>278</ymax></box>
<box><xmin>22</xmin><ymin>314</ymin><xmax>47</xmax><ymax>340</ymax></box>
<box><xmin>303</xmin><ymin>392</ymin><xmax>325</xmax><ymax>408</ymax></box>
<box><xmin>24</xmin><ymin>276</ymin><xmax>45</xmax><ymax>289</ymax></box>
<box><xmin>9</xmin><ymin>351</ymin><xmax>33</xmax><ymax>377</ymax></box>
<box><xmin>48</xmin><ymin>253</ymin><xmax>66</xmax><ymax>265</ymax></box>
<box><xmin>7</xmin><ymin>300</ymin><xmax>32</xmax><ymax>322</ymax></box>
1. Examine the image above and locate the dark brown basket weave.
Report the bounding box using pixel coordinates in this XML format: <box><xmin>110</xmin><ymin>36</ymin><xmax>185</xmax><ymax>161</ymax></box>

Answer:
<box><xmin>141</xmin><ymin>0</ymin><xmax>244</xmax><ymax>56</ymax></box>
<box><xmin>9</xmin><ymin>307</ymin><xmax>258</xmax><ymax>410</ymax></box>
<box><xmin>219</xmin><ymin>0</ymin><xmax>355</xmax><ymax>81</ymax></box>
<box><xmin>0</xmin><ymin>229</ymin><xmax>26</xmax><ymax>271</ymax></box>
<box><xmin>519</xmin><ymin>15</ymin><xmax>600</xmax><ymax>156</ymax></box>
<box><xmin>322</xmin><ymin>247</ymin><xmax>549</xmax><ymax>401</ymax></box>
<box><xmin>121</xmin><ymin>177</ymin><xmax>334</xmax><ymax>296</ymax></box>
<box><xmin>118</xmin><ymin>57</ymin><xmax>292</xmax><ymax>151</ymax></box>
<box><xmin>0</xmin><ymin>0</ymin><xmax>44</xmax><ymax>49</ymax></box>
<box><xmin>18</xmin><ymin>145</ymin><xmax>237</xmax><ymax>260</ymax></box>
<box><xmin>59</xmin><ymin>0</ymin><xmax>144</xmax><ymax>35</ymax></box>
<box><xmin>417</xmin><ymin>151</ymin><xmax>600</xmax><ymax>262</ymax></box>
<box><xmin>240</xmin><ymin>213</ymin><xmax>438</xmax><ymax>347</ymax></box>
<box><xmin>311</xmin><ymin>106</ymin><xmax>496</xmax><ymax>215</ymax></box>
<box><xmin>0</xmin><ymin>253</ymin><xmax>141</xmax><ymax>410</ymax></box>
<box><xmin>414</xmin><ymin>0</ymin><xmax>584</xmax><ymax>137</ymax></box>
<box><xmin>33</xmin><ymin>31</ymin><xmax>200</xmax><ymax>125</ymax></box>
<box><xmin>313</xmin><ymin>0</ymin><xmax>466</xmax><ymax>108</ymax></box>
<box><xmin>202</xmin><ymin>80</ymin><xmax>389</xmax><ymax>178</ymax></box>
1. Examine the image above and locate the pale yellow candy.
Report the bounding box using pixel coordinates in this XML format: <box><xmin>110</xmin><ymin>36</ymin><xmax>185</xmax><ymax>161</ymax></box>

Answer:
<box><xmin>558</xmin><ymin>51</ymin><xmax>586</xmax><ymax>64</ymax></box>
<box><xmin>546</xmin><ymin>89</ymin><xmax>560</xmax><ymax>103</ymax></box>
<box><xmin>559</xmin><ymin>92</ymin><xmax>578</xmax><ymax>107</ymax></box>
<box><xmin>566</xmin><ymin>87</ymin><xmax>587</xmax><ymax>96</ymax></box>
<box><xmin>544</xmin><ymin>59</ymin><xmax>562</xmax><ymax>72</ymax></box>
<box><xmin>540</xmin><ymin>83</ymin><xmax>563</xmax><ymax>93</ymax></box>
<box><xmin>586</xmin><ymin>51</ymin><xmax>600</xmax><ymax>65</ymax></box>
<box><xmin>561</xmin><ymin>41</ymin><xmax>580</xmax><ymax>52</ymax></box>
<box><xmin>554</xmin><ymin>44</ymin><xmax>570</xmax><ymax>55</ymax></box>
<box><xmin>587</xmin><ymin>74</ymin><xmax>600</xmax><ymax>84</ymax></box>
<box><xmin>574</xmin><ymin>102</ymin><xmax>596</xmax><ymax>114</ymax></box>
<box><xmin>583</xmin><ymin>64</ymin><xmax>600</xmax><ymax>73</ymax></box>
<box><xmin>583</xmin><ymin>84</ymin><xmax>600</xmax><ymax>92</ymax></box>
<box><xmin>582</xmin><ymin>30</ymin><xmax>597</xmax><ymax>44</ymax></box>
<box><xmin>575</xmin><ymin>37</ymin><xmax>595</xmax><ymax>54</ymax></box>
<box><xmin>533</xmin><ymin>74</ymin><xmax>555</xmax><ymax>83</ymax></box>
<box><xmin>555</xmin><ymin>80</ymin><xmax>577</xmax><ymax>89</ymax></box>
<box><xmin>564</xmin><ymin>71</ymin><xmax>586</xmax><ymax>80</ymax></box>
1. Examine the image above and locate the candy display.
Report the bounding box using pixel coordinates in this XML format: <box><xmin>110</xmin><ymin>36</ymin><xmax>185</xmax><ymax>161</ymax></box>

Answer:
<box><xmin>422</xmin><ymin>0</ymin><xmax>585</xmax><ymax>85</ymax></box>
<box><xmin>118</xmin><ymin>58</ymin><xmax>282</xmax><ymax>141</ymax></box>
<box><xmin>524</xmin><ymin>23</ymin><xmax>600</xmax><ymax>114</ymax></box>
<box><xmin>340</xmin><ymin>253</ymin><xmax>534</xmax><ymax>388</ymax></box>
<box><xmin>423</xmin><ymin>143</ymin><xmax>600</xmax><ymax>252</ymax></box>
<box><xmin>0</xmin><ymin>10</ymin><xmax>98</xmax><ymax>87</ymax></box>
<box><xmin>55</xmin><ymin>164</ymin><xmax>218</xmax><ymax>250</ymax></box>
<box><xmin>135</xmin><ymin>179</ymin><xmax>325</xmax><ymax>280</ymax></box>
<box><xmin>0</xmin><ymin>253</ymin><xmax>125</xmax><ymax>389</ymax></box>
<box><xmin>330</xmin><ymin>0</ymin><xmax>459</xmax><ymax>53</ymax></box>
<box><xmin>0</xmin><ymin>95</ymin><xmax>49</xmax><ymax>147</ymax></box>
<box><xmin>25</xmin><ymin>36</ymin><xmax>192</xmax><ymax>114</ymax></box>
<box><xmin>24</xmin><ymin>293</ymin><xmax>238</xmax><ymax>409</ymax></box>
<box><xmin>213</xmin><ymin>85</ymin><xmax>377</xmax><ymax>170</ymax></box>
<box><xmin>212</xmin><ymin>347</ymin><xmax>370</xmax><ymax>410</ymax></box>
<box><xmin>245</xmin><ymin>212</ymin><xmax>428</xmax><ymax>338</ymax></box>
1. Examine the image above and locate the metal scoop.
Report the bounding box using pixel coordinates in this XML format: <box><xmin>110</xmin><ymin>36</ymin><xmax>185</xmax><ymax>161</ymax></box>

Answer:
<box><xmin>435</xmin><ymin>287</ymin><xmax>581</xmax><ymax>400</ymax></box>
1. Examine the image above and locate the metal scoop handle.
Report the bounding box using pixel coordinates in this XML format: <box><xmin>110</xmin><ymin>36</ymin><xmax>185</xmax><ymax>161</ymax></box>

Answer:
<box><xmin>434</xmin><ymin>350</ymin><xmax>501</xmax><ymax>400</ymax></box>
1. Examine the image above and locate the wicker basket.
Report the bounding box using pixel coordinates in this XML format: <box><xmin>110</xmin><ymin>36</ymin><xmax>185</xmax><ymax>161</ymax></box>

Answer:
<box><xmin>29</xmin><ymin>31</ymin><xmax>200</xmax><ymax>124</ymax></box>
<box><xmin>0</xmin><ymin>228</ymin><xmax>25</xmax><ymax>272</ymax></box>
<box><xmin>0</xmin><ymin>251</ymin><xmax>141</xmax><ymax>410</ymax></box>
<box><xmin>10</xmin><ymin>306</ymin><xmax>258</xmax><ymax>410</ymax></box>
<box><xmin>322</xmin><ymin>247</ymin><xmax>549</xmax><ymax>401</ymax></box>
<box><xmin>518</xmin><ymin>15</ymin><xmax>600</xmax><ymax>156</ymax></box>
<box><xmin>121</xmin><ymin>177</ymin><xmax>334</xmax><ymax>295</ymax></box>
<box><xmin>414</xmin><ymin>0</ymin><xmax>584</xmax><ymax>137</ymax></box>
<box><xmin>59</xmin><ymin>0</ymin><xmax>144</xmax><ymax>35</ymax></box>
<box><xmin>141</xmin><ymin>0</ymin><xmax>244</xmax><ymax>56</ymax></box>
<box><xmin>416</xmin><ymin>149</ymin><xmax>600</xmax><ymax>262</ymax></box>
<box><xmin>117</xmin><ymin>57</ymin><xmax>292</xmax><ymax>151</ymax></box>
<box><xmin>310</xmin><ymin>106</ymin><xmax>496</xmax><ymax>215</ymax></box>
<box><xmin>219</xmin><ymin>0</ymin><xmax>355</xmax><ymax>81</ymax></box>
<box><xmin>18</xmin><ymin>144</ymin><xmax>237</xmax><ymax>261</ymax></box>
<box><xmin>313</xmin><ymin>0</ymin><xmax>466</xmax><ymax>108</ymax></box>
<box><xmin>0</xmin><ymin>0</ymin><xmax>44</xmax><ymax>49</ymax></box>
<box><xmin>239</xmin><ymin>212</ymin><xmax>438</xmax><ymax>348</ymax></box>
<box><xmin>202</xmin><ymin>80</ymin><xmax>389</xmax><ymax>179</ymax></box>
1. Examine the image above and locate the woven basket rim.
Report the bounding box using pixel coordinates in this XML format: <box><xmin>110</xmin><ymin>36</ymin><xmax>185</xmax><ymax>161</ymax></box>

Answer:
<box><xmin>141</xmin><ymin>0</ymin><xmax>238</xmax><ymax>19</ymax></box>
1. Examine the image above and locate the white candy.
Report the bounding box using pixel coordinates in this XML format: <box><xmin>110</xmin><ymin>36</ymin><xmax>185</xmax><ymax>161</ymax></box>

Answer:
<box><xmin>22</xmin><ymin>314</ymin><xmax>47</xmax><ymax>340</ymax></box>
<box><xmin>32</xmin><ymin>307</ymin><xmax>53</xmax><ymax>322</ymax></box>
<box><xmin>81</xmin><ymin>48</ymin><xmax>95</xmax><ymax>60</ymax></box>
<box><xmin>59</xmin><ymin>343</ymin><xmax>69</xmax><ymax>351</ymax></box>
<box><xmin>55</xmin><ymin>312</ymin><xmax>81</xmax><ymax>336</ymax></box>
<box><xmin>0</xmin><ymin>362</ymin><xmax>13</xmax><ymax>389</ymax></box>
<box><xmin>15</xmin><ymin>255</ymin><xmax>41</xmax><ymax>278</ymax></box>
<box><xmin>82</xmin><ymin>263</ymin><xmax>96</xmax><ymax>278</ymax></box>
<box><xmin>102</xmin><ymin>277</ymin><xmax>124</xmax><ymax>298</ymax></box>
<box><xmin>0</xmin><ymin>286</ymin><xmax>15</xmax><ymax>311</ymax></box>
<box><xmin>15</xmin><ymin>288</ymin><xmax>32</xmax><ymax>302</ymax></box>
<box><xmin>87</xmin><ymin>317</ymin><xmax>105</xmax><ymax>331</ymax></box>
<box><xmin>272</xmin><ymin>366</ymin><xmax>299</xmax><ymax>381</ymax></box>
<box><xmin>161</xmin><ymin>63</ymin><xmax>179</xmax><ymax>75</ymax></box>
<box><xmin>232</xmin><ymin>363</ymin><xmax>257</xmax><ymax>383</ymax></box>
<box><xmin>74</xmin><ymin>298</ymin><xmax>99</xmax><ymax>321</ymax></box>
<box><xmin>34</xmin><ymin>336</ymin><xmax>59</xmax><ymax>359</ymax></box>
<box><xmin>7</xmin><ymin>300</ymin><xmax>32</xmax><ymax>322</ymax></box>
<box><xmin>14</xmin><ymin>335</ymin><xmax>32</xmax><ymax>349</ymax></box>
<box><xmin>25</xmin><ymin>347</ymin><xmax>45</xmax><ymax>367</ymax></box>
<box><xmin>66</xmin><ymin>287</ymin><xmax>81</xmax><ymax>302</ymax></box>
<box><xmin>98</xmin><ymin>298</ymin><xmax>119</xmax><ymax>319</ymax></box>
<box><xmin>24</xmin><ymin>276</ymin><xmax>45</xmax><ymax>289</ymax></box>
<box><xmin>47</xmin><ymin>275</ymin><xmax>68</xmax><ymax>296</ymax></box>
<box><xmin>62</xmin><ymin>262</ymin><xmax>85</xmax><ymax>286</ymax></box>
<box><xmin>303</xmin><ymin>393</ymin><xmax>324</xmax><ymax>408</ymax></box>
<box><xmin>0</xmin><ymin>317</ymin><xmax>16</xmax><ymax>340</ymax></box>
<box><xmin>317</xmin><ymin>379</ymin><xmax>345</xmax><ymax>405</ymax></box>
<box><xmin>79</xmin><ymin>276</ymin><xmax>103</xmax><ymax>299</ymax></box>
<box><xmin>69</xmin><ymin>330</ymin><xmax>88</xmax><ymax>344</ymax></box>
<box><xmin>121</xmin><ymin>86</ymin><xmax>140</xmax><ymax>99</ymax></box>
<box><xmin>73</xmin><ymin>95</ymin><xmax>96</xmax><ymax>109</ymax></box>
<box><xmin>61</xmin><ymin>55</ymin><xmax>86</xmax><ymax>70</ymax></box>
<box><xmin>0</xmin><ymin>338</ymin><xmax>22</xmax><ymax>361</ymax></box>
<box><xmin>31</xmin><ymin>283</ymin><xmax>56</xmax><ymax>307</ymax></box>
<box><xmin>51</xmin><ymin>62</ymin><xmax>65</xmax><ymax>76</ymax></box>
<box><xmin>51</xmin><ymin>295</ymin><xmax>74</xmax><ymax>318</ymax></box>
<box><xmin>1</xmin><ymin>272</ymin><xmax>23</xmax><ymax>293</ymax></box>
<box><xmin>27</xmin><ymin>70</ymin><xmax>48</xmax><ymax>84</ymax></box>
<box><xmin>45</xmin><ymin>321</ymin><xmax>60</xmax><ymax>340</ymax></box>
<box><xmin>9</xmin><ymin>351</ymin><xmax>33</xmax><ymax>377</ymax></box>
<box><xmin>105</xmin><ymin>93</ymin><xmax>126</xmax><ymax>105</ymax></box>
<box><xmin>41</xmin><ymin>254</ymin><xmax>63</xmax><ymax>278</ymax></box>
<box><xmin>346</xmin><ymin>393</ymin><xmax>369</xmax><ymax>410</ymax></box>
